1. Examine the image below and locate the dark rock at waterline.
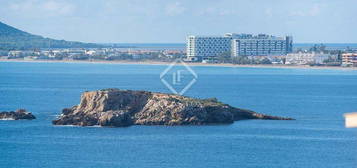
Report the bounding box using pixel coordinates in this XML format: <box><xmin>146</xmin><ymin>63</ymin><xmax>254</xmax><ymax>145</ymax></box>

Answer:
<box><xmin>52</xmin><ymin>89</ymin><xmax>294</xmax><ymax>127</ymax></box>
<box><xmin>0</xmin><ymin>109</ymin><xmax>36</xmax><ymax>120</ymax></box>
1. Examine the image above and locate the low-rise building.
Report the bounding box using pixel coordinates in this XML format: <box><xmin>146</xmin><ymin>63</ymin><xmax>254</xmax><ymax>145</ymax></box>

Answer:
<box><xmin>286</xmin><ymin>52</ymin><xmax>334</xmax><ymax>65</ymax></box>
<box><xmin>342</xmin><ymin>53</ymin><xmax>357</xmax><ymax>66</ymax></box>
<box><xmin>8</xmin><ymin>50</ymin><xmax>23</xmax><ymax>58</ymax></box>
<box><xmin>24</xmin><ymin>56</ymin><xmax>39</xmax><ymax>60</ymax></box>
<box><xmin>85</xmin><ymin>50</ymin><xmax>96</xmax><ymax>55</ymax></box>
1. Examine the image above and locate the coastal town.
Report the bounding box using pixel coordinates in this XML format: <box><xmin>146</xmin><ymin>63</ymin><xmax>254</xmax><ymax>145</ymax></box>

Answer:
<box><xmin>2</xmin><ymin>0</ymin><xmax>357</xmax><ymax>167</ymax></box>
<box><xmin>1</xmin><ymin>33</ymin><xmax>357</xmax><ymax>67</ymax></box>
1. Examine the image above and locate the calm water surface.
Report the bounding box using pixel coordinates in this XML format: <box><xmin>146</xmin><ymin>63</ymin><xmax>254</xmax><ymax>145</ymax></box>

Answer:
<box><xmin>1</xmin><ymin>62</ymin><xmax>357</xmax><ymax>168</ymax></box>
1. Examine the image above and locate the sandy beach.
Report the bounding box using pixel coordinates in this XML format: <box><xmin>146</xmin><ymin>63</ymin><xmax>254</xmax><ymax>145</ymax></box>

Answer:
<box><xmin>1</xmin><ymin>58</ymin><xmax>356</xmax><ymax>70</ymax></box>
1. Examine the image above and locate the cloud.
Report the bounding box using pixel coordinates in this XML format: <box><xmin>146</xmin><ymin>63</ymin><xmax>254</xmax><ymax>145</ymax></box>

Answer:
<box><xmin>9</xmin><ymin>0</ymin><xmax>75</xmax><ymax>16</ymax></box>
<box><xmin>197</xmin><ymin>6</ymin><xmax>237</xmax><ymax>16</ymax></box>
<box><xmin>165</xmin><ymin>2</ymin><xmax>186</xmax><ymax>16</ymax></box>
<box><xmin>290</xmin><ymin>3</ymin><xmax>323</xmax><ymax>17</ymax></box>
<box><xmin>265</xmin><ymin>8</ymin><xmax>273</xmax><ymax>18</ymax></box>
<box><xmin>309</xmin><ymin>4</ymin><xmax>321</xmax><ymax>16</ymax></box>
<box><xmin>218</xmin><ymin>9</ymin><xmax>236</xmax><ymax>16</ymax></box>
<box><xmin>42</xmin><ymin>1</ymin><xmax>75</xmax><ymax>15</ymax></box>
<box><xmin>198</xmin><ymin>7</ymin><xmax>215</xmax><ymax>15</ymax></box>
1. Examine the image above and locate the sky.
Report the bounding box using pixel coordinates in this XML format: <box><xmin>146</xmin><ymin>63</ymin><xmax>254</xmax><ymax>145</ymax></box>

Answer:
<box><xmin>0</xmin><ymin>0</ymin><xmax>356</xmax><ymax>43</ymax></box>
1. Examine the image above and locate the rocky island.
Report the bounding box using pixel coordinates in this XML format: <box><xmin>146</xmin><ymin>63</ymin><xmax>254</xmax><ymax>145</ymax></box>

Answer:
<box><xmin>0</xmin><ymin>109</ymin><xmax>36</xmax><ymax>120</ymax></box>
<box><xmin>52</xmin><ymin>89</ymin><xmax>293</xmax><ymax>127</ymax></box>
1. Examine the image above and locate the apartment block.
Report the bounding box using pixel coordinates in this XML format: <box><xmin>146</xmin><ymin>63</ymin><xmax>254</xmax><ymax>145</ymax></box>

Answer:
<box><xmin>342</xmin><ymin>53</ymin><xmax>357</xmax><ymax>66</ymax></box>
<box><xmin>186</xmin><ymin>36</ymin><xmax>232</xmax><ymax>61</ymax></box>
<box><xmin>186</xmin><ymin>33</ymin><xmax>293</xmax><ymax>61</ymax></box>
<box><xmin>231</xmin><ymin>34</ymin><xmax>292</xmax><ymax>57</ymax></box>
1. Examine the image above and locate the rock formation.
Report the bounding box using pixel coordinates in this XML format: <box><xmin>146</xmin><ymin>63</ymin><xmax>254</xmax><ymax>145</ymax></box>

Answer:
<box><xmin>0</xmin><ymin>109</ymin><xmax>36</xmax><ymax>120</ymax></box>
<box><xmin>52</xmin><ymin>89</ymin><xmax>293</xmax><ymax>127</ymax></box>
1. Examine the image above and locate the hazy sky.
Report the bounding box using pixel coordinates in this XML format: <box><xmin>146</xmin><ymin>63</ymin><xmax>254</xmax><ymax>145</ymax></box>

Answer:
<box><xmin>0</xmin><ymin>0</ymin><xmax>356</xmax><ymax>43</ymax></box>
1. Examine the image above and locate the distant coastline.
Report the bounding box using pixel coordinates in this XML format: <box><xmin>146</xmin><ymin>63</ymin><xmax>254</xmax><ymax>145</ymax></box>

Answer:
<box><xmin>98</xmin><ymin>43</ymin><xmax>357</xmax><ymax>50</ymax></box>
<box><xmin>1</xmin><ymin>58</ymin><xmax>356</xmax><ymax>70</ymax></box>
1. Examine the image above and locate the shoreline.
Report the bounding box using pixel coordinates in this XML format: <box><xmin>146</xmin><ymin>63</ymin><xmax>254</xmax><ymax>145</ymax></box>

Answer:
<box><xmin>1</xmin><ymin>58</ymin><xmax>356</xmax><ymax>70</ymax></box>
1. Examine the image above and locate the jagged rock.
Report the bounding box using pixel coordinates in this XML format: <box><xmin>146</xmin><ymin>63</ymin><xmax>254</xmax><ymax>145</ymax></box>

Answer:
<box><xmin>52</xmin><ymin>89</ymin><xmax>293</xmax><ymax>127</ymax></box>
<box><xmin>0</xmin><ymin>109</ymin><xmax>36</xmax><ymax>120</ymax></box>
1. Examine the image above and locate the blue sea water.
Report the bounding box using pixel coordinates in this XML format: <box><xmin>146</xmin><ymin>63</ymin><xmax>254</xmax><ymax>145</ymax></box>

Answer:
<box><xmin>1</xmin><ymin>62</ymin><xmax>357</xmax><ymax>168</ymax></box>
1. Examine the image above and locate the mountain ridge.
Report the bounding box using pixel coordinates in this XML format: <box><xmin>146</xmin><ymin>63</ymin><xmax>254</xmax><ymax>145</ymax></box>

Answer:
<box><xmin>0</xmin><ymin>21</ymin><xmax>102</xmax><ymax>50</ymax></box>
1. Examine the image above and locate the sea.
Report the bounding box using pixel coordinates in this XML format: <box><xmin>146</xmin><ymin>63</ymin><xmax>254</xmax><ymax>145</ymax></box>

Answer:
<box><xmin>1</xmin><ymin>61</ymin><xmax>357</xmax><ymax>168</ymax></box>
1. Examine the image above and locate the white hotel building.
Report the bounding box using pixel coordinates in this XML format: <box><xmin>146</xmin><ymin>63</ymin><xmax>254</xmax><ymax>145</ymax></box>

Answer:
<box><xmin>186</xmin><ymin>33</ymin><xmax>293</xmax><ymax>61</ymax></box>
<box><xmin>186</xmin><ymin>35</ymin><xmax>232</xmax><ymax>61</ymax></box>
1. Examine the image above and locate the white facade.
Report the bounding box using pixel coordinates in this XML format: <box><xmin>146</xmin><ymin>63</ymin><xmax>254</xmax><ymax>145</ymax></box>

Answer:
<box><xmin>85</xmin><ymin>50</ymin><xmax>96</xmax><ymax>55</ymax></box>
<box><xmin>232</xmin><ymin>35</ymin><xmax>292</xmax><ymax>57</ymax></box>
<box><xmin>8</xmin><ymin>51</ymin><xmax>23</xmax><ymax>57</ymax></box>
<box><xmin>342</xmin><ymin>53</ymin><xmax>357</xmax><ymax>66</ymax></box>
<box><xmin>187</xmin><ymin>36</ymin><xmax>231</xmax><ymax>60</ymax></box>
<box><xmin>286</xmin><ymin>52</ymin><xmax>333</xmax><ymax>65</ymax></box>
<box><xmin>186</xmin><ymin>33</ymin><xmax>293</xmax><ymax>61</ymax></box>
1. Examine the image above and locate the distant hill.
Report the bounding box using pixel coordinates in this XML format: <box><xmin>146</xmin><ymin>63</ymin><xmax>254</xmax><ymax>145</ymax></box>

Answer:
<box><xmin>0</xmin><ymin>21</ymin><xmax>102</xmax><ymax>50</ymax></box>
